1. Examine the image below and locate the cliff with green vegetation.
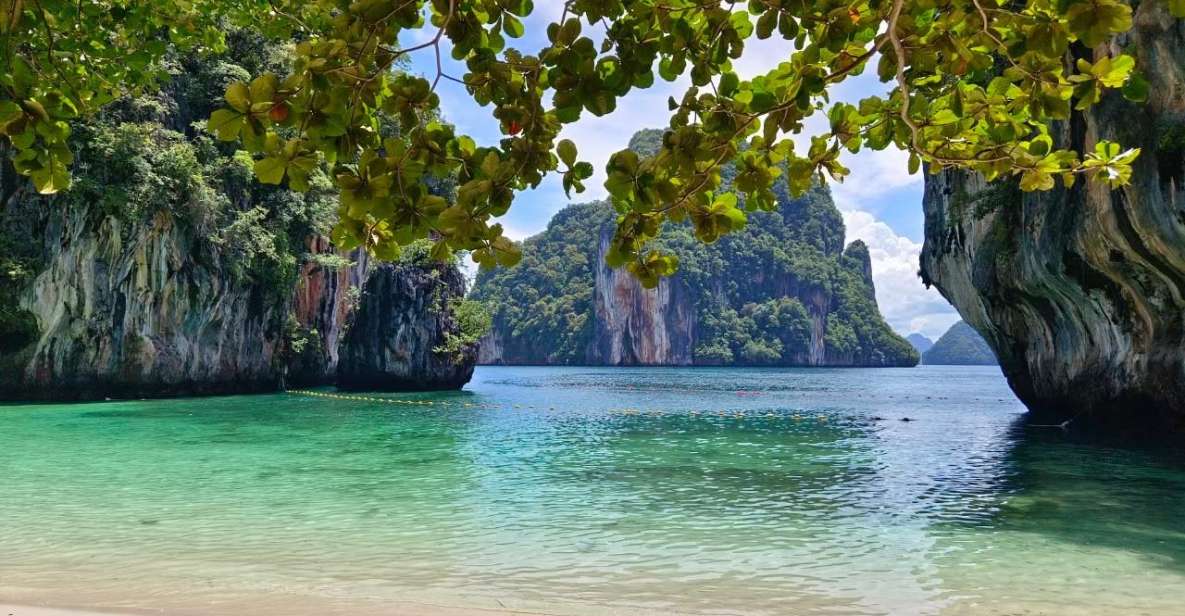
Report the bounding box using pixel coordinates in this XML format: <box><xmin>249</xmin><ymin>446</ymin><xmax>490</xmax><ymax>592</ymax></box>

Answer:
<box><xmin>920</xmin><ymin>5</ymin><xmax>1185</xmax><ymax>431</ymax></box>
<box><xmin>471</xmin><ymin>130</ymin><xmax>916</xmax><ymax>368</ymax></box>
<box><xmin>922</xmin><ymin>322</ymin><xmax>997</xmax><ymax>366</ymax></box>
<box><xmin>0</xmin><ymin>35</ymin><xmax>480</xmax><ymax>399</ymax></box>
<box><xmin>338</xmin><ymin>244</ymin><xmax>485</xmax><ymax>391</ymax></box>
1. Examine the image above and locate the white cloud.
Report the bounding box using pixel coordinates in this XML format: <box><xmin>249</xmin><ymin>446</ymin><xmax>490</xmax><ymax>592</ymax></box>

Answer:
<box><xmin>552</xmin><ymin>78</ymin><xmax>690</xmax><ymax>201</ymax></box>
<box><xmin>731</xmin><ymin>37</ymin><xmax>794</xmax><ymax>77</ymax></box>
<box><xmin>830</xmin><ymin>147</ymin><xmax>922</xmax><ymax>204</ymax></box>
<box><xmin>493</xmin><ymin>220</ymin><xmax>537</xmax><ymax>242</ymax></box>
<box><xmin>840</xmin><ymin>208</ymin><xmax>959</xmax><ymax>340</ymax></box>
<box><xmin>907</xmin><ymin>313</ymin><xmax>962</xmax><ymax>341</ymax></box>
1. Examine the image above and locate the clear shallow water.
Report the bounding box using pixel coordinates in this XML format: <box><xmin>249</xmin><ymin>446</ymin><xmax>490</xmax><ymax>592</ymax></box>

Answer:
<box><xmin>1</xmin><ymin>366</ymin><xmax>1184</xmax><ymax>615</ymax></box>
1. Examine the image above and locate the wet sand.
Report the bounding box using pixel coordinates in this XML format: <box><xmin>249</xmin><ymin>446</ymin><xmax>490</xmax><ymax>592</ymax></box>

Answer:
<box><xmin>0</xmin><ymin>603</ymin><xmax>568</xmax><ymax>616</ymax></box>
<box><xmin>3</xmin><ymin>608</ymin><xmax>123</xmax><ymax>616</ymax></box>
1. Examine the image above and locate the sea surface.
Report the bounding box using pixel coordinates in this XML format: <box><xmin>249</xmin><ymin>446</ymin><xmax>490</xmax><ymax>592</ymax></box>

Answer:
<box><xmin>1</xmin><ymin>366</ymin><xmax>1184</xmax><ymax>616</ymax></box>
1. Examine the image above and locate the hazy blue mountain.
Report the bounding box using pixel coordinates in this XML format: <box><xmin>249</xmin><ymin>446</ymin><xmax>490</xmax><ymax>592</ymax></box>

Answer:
<box><xmin>922</xmin><ymin>321</ymin><xmax>997</xmax><ymax>366</ymax></box>
<box><xmin>906</xmin><ymin>333</ymin><xmax>934</xmax><ymax>355</ymax></box>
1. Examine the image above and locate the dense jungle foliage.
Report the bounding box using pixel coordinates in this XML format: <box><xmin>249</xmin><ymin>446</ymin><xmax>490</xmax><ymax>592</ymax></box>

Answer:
<box><xmin>470</xmin><ymin>129</ymin><xmax>917</xmax><ymax>367</ymax></box>
<box><xmin>0</xmin><ymin>33</ymin><xmax>345</xmax><ymax>351</ymax></box>
<box><xmin>19</xmin><ymin>33</ymin><xmax>338</xmax><ymax>282</ymax></box>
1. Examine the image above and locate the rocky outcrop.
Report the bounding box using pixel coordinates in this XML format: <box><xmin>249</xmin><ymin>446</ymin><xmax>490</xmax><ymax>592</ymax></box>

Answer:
<box><xmin>587</xmin><ymin>229</ymin><xmax>696</xmax><ymax>365</ymax></box>
<box><xmin>0</xmin><ymin>198</ymin><xmax>288</xmax><ymax>399</ymax></box>
<box><xmin>0</xmin><ymin>37</ymin><xmax>478</xmax><ymax>400</ymax></box>
<box><xmin>337</xmin><ymin>263</ymin><xmax>476</xmax><ymax>391</ymax></box>
<box><xmin>476</xmin><ymin>325</ymin><xmax>504</xmax><ymax>365</ymax></box>
<box><xmin>473</xmin><ymin>180</ymin><xmax>918</xmax><ymax>368</ymax></box>
<box><xmin>0</xmin><ymin>195</ymin><xmax>474</xmax><ymax>398</ymax></box>
<box><xmin>581</xmin><ymin>229</ymin><xmax>865</xmax><ymax>367</ymax></box>
<box><xmin>472</xmin><ymin>127</ymin><xmax>915</xmax><ymax>369</ymax></box>
<box><xmin>287</xmin><ymin>237</ymin><xmax>370</xmax><ymax>386</ymax></box>
<box><xmin>844</xmin><ymin>240</ymin><xmax>878</xmax><ymax>305</ymax></box>
<box><xmin>919</xmin><ymin>4</ymin><xmax>1185</xmax><ymax>430</ymax></box>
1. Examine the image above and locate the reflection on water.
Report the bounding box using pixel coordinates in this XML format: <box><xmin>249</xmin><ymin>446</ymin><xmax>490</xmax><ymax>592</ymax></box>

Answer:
<box><xmin>1</xmin><ymin>366</ymin><xmax>1183</xmax><ymax>615</ymax></box>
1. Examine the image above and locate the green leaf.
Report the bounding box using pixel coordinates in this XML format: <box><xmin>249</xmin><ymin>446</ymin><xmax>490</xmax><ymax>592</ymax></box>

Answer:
<box><xmin>1123</xmin><ymin>74</ymin><xmax>1150</xmax><ymax>102</ymax></box>
<box><xmin>254</xmin><ymin>156</ymin><xmax>287</xmax><ymax>184</ymax></box>
<box><xmin>503</xmin><ymin>15</ymin><xmax>525</xmax><ymax>38</ymax></box>
<box><xmin>1019</xmin><ymin>169</ymin><xmax>1055</xmax><ymax>191</ymax></box>
<box><xmin>930</xmin><ymin>109</ymin><xmax>959</xmax><ymax>125</ymax></box>
<box><xmin>1066</xmin><ymin>0</ymin><xmax>1132</xmax><ymax>47</ymax></box>
<box><xmin>756</xmin><ymin>10</ymin><xmax>777</xmax><ymax>39</ymax></box>
<box><xmin>557</xmin><ymin>139</ymin><xmax>577</xmax><ymax>166</ymax></box>
<box><xmin>719</xmin><ymin>72</ymin><xmax>740</xmax><ymax>98</ymax></box>
<box><xmin>1028</xmin><ymin>134</ymin><xmax>1053</xmax><ymax>157</ymax></box>
<box><xmin>208</xmin><ymin>109</ymin><xmax>244</xmax><ymax>141</ymax></box>
<box><xmin>1094</xmin><ymin>54</ymin><xmax>1135</xmax><ymax>88</ymax></box>
<box><xmin>249</xmin><ymin>74</ymin><xmax>278</xmax><ymax>104</ymax></box>
<box><xmin>30</xmin><ymin>152</ymin><xmax>71</xmax><ymax>195</ymax></box>
<box><xmin>0</xmin><ymin>100</ymin><xmax>22</xmax><ymax>130</ymax></box>
<box><xmin>225</xmin><ymin>83</ymin><xmax>251</xmax><ymax>113</ymax></box>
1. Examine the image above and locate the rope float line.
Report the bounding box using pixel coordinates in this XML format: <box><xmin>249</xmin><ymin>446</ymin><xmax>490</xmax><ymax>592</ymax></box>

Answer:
<box><xmin>288</xmin><ymin>390</ymin><xmax>458</xmax><ymax>406</ymax></box>
<box><xmin>285</xmin><ymin>390</ymin><xmax>853</xmax><ymax>423</ymax></box>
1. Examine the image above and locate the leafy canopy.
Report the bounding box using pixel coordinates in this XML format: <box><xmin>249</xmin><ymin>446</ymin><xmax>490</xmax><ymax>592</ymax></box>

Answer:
<box><xmin>2</xmin><ymin>0</ymin><xmax>1178</xmax><ymax>285</ymax></box>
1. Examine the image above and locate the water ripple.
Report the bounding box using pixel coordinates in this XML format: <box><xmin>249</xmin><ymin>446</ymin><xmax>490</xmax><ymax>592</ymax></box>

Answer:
<box><xmin>1</xmin><ymin>366</ymin><xmax>1184</xmax><ymax>615</ymax></box>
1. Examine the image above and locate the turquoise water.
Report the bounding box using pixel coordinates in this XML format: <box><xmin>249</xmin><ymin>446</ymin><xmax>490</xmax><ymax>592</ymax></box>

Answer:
<box><xmin>2</xmin><ymin>366</ymin><xmax>1184</xmax><ymax>615</ymax></box>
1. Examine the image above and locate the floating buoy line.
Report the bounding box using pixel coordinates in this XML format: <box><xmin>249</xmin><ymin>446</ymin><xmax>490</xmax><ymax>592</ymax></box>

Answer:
<box><xmin>288</xmin><ymin>390</ymin><xmax>448</xmax><ymax>406</ymax></box>
<box><xmin>283</xmin><ymin>390</ymin><xmax>873</xmax><ymax>423</ymax></box>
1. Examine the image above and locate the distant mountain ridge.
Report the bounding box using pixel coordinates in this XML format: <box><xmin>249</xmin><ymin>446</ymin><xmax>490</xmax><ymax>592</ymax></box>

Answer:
<box><xmin>922</xmin><ymin>321</ymin><xmax>997</xmax><ymax>366</ymax></box>
<box><xmin>907</xmin><ymin>333</ymin><xmax>933</xmax><ymax>355</ymax></box>
<box><xmin>469</xmin><ymin>130</ymin><xmax>918</xmax><ymax>368</ymax></box>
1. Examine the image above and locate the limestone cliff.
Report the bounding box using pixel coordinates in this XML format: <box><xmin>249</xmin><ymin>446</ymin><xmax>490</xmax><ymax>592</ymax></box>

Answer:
<box><xmin>287</xmin><ymin>237</ymin><xmax>370</xmax><ymax>386</ymax></box>
<box><xmin>0</xmin><ymin>37</ymin><xmax>476</xmax><ymax>399</ymax></box>
<box><xmin>587</xmin><ymin>228</ymin><xmax>696</xmax><ymax>365</ymax></box>
<box><xmin>0</xmin><ymin>190</ymin><xmax>286</xmax><ymax>399</ymax></box>
<box><xmin>919</xmin><ymin>4</ymin><xmax>1185</xmax><ymax>430</ymax></box>
<box><xmin>338</xmin><ymin>262</ymin><xmax>477</xmax><ymax>390</ymax></box>
<box><xmin>472</xmin><ymin>132</ymin><xmax>917</xmax><ymax>368</ymax></box>
<box><xmin>0</xmin><ymin>188</ymin><xmax>474</xmax><ymax>399</ymax></box>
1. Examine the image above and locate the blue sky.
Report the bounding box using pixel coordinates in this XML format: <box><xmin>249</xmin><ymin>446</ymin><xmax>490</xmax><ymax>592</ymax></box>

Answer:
<box><xmin>403</xmin><ymin>7</ymin><xmax>960</xmax><ymax>340</ymax></box>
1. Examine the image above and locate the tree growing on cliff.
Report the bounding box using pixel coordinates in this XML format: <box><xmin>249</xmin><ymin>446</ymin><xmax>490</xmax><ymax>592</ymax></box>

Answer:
<box><xmin>1</xmin><ymin>0</ymin><xmax>1178</xmax><ymax>285</ymax></box>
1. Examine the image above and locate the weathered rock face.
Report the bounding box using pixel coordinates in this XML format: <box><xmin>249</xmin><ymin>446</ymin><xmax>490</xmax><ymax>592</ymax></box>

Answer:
<box><xmin>0</xmin><ymin>196</ymin><xmax>288</xmax><ymax>400</ymax></box>
<box><xmin>337</xmin><ymin>263</ymin><xmax>476</xmax><ymax>390</ymax></box>
<box><xmin>0</xmin><ymin>196</ymin><xmax>476</xmax><ymax>399</ymax></box>
<box><xmin>475</xmin><ymin>326</ymin><xmax>504</xmax><ymax>365</ymax></box>
<box><xmin>287</xmin><ymin>237</ymin><xmax>370</xmax><ymax>386</ymax></box>
<box><xmin>587</xmin><ymin>229</ymin><xmax>696</xmax><ymax>365</ymax></box>
<box><xmin>0</xmin><ymin>38</ymin><xmax>478</xmax><ymax>400</ymax></box>
<box><xmin>919</xmin><ymin>5</ymin><xmax>1185</xmax><ymax>431</ymax></box>
<box><xmin>576</xmin><ymin>232</ymin><xmax>875</xmax><ymax>367</ymax></box>
<box><xmin>0</xmin><ymin>193</ymin><xmax>473</xmax><ymax>398</ymax></box>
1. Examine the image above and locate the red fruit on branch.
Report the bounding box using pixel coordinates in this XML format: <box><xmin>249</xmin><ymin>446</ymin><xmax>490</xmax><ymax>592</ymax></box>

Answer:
<box><xmin>269</xmin><ymin>103</ymin><xmax>289</xmax><ymax>123</ymax></box>
<box><xmin>508</xmin><ymin>121</ymin><xmax>522</xmax><ymax>135</ymax></box>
